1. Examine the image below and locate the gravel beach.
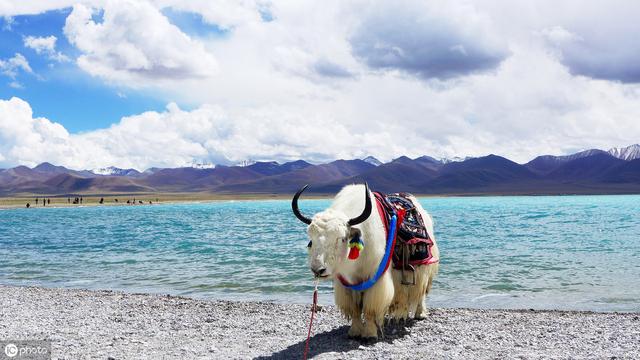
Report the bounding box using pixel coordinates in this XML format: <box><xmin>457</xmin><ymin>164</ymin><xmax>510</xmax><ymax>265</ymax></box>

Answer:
<box><xmin>1</xmin><ymin>285</ymin><xmax>638</xmax><ymax>359</ymax></box>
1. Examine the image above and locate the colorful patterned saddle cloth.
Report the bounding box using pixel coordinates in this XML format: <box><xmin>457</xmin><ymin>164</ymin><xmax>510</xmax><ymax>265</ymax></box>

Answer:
<box><xmin>373</xmin><ymin>192</ymin><xmax>437</xmax><ymax>270</ymax></box>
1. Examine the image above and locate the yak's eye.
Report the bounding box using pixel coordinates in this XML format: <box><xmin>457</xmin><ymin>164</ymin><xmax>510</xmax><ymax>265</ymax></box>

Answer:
<box><xmin>307</xmin><ymin>241</ymin><xmax>312</xmax><ymax>248</ymax></box>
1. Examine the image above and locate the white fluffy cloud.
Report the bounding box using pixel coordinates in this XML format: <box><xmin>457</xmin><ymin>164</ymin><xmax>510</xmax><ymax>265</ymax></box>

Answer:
<box><xmin>2</xmin><ymin>0</ymin><xmax>640</xmax><ymax>168</ymax></box>
<box><xmin>63</xmin><ymin>1</ymin><xmax>218</xmax><ymax>84</ymax></box>
<box><xmin>2</xmin><ymin>78</ymin><xmax>640</xmax><ymax>171</ymax></box>
<box><xmin>0</xmin><ymin>97</ymin><xmax>408</xmax><ymax>169</ymax></box>
<box><xmin>151</xmin><ymin>0</ymin><xmax>267</xmax><ymax>29</ymax></box>
<box><xmin>2</xmin><ymin>15</ymin><xmax>14</xmax><ymax>30</ymax></box>
<box><xmin>0</xmin><ymin>1</ymin><xmax>79</xmax><ymax>16</ymax></box>
<box><xmin>23</xmin><ymin>35</ymin><xmax>56</xmax><ymax>53</ymax></box>
<box><xmin>0</xmin><ymin>97</ymin><xmax>73</xmax><ymax>168</ymax></box>
<box><xmin>0</xmin><ymin>53</ymin><xmax>32</xmax><ymax>78</ymax></box>
<box><xmin>350</xmin><ymin>1</ymin><xmax>509</xmax><ymax>80</ymax></box>
<box><xmin>23</xmin><ymin>35</ymin><xmax>69</xmax><ymax>62</ymax></box>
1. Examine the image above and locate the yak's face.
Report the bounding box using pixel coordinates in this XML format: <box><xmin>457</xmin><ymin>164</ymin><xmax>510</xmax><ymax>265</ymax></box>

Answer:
<box><xmin>292</xmin><ymin>183</ymin><xmax>372</xmax><ymax>279</ymax></box>
<box><xmin>306</xmin><ymin>209</ymin><xmax>360</xmax><ymax>279</ymax></box>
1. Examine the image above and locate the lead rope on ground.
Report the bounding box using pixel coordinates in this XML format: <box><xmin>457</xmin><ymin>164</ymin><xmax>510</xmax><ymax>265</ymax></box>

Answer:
<box><xmin>303</xmin><ymin>279</ymin><xmax>319</xmax><ymax>360</ymax></box>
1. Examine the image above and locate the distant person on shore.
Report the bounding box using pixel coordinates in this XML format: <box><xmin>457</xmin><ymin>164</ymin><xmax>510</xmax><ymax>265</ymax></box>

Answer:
<box><xmin>115</xmin><ymin>199</ymin><xmax>118</xmax><ymax>203</ymax></box>
<box><xmin>43</xmin><ymin>199</ymin><xmax>46</xmax><ymax>207</ymax></box>
<box><xmin>67</xmin><ymin>198</ymin><xmax>70</xmax><ymax>204</ymax></box>
<box><xmin>47</xmin><ymin>198</ymin><xmax>50</xmax><ymax>205</ymax></box>
<box><xmin>99</xmin><ymin>197</ymin><xmax>104</xmax><ymax>204</ymax></box>
<box><xmin>35</xmin><ymin>198</ymin><xmax>38</xmax><ymax>205</ymax></box>
<box><xmin>26</xmin><ymin>203</ymin><xmax>30</xmax><ymax>208</ymax></box>
<box><xmin>80</xmin><ymin>197</ymin><xmax>83</xmax><ymax>204</ymax></box>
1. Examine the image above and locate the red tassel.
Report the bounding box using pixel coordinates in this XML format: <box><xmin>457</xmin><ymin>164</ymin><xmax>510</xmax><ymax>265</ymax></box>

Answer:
<box><xmin>348</xmin><ymin>247</ymin><xmax>360</xmax><ymax>260</ymax></box>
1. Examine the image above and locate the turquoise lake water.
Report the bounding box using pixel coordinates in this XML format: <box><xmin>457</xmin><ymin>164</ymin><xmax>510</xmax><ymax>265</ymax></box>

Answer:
<box><xmin>1</xmin><ymin>195</ymin><xmax>639</xmax><ymax>312</ymax></box>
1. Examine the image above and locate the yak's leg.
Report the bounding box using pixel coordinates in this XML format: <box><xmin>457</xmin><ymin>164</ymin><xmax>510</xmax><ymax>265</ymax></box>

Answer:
<box><xmin>389</xmin><ymin>269</ymin><xmax>410</xmax><ymax>321</ymax></box>
<box><xmin>414</xmin><ymin>278</ymin><xmax>431</xmax><ymax>320</ymax></box>
<box><xmin>334</xmin><ymin>282</ymin><xmax>364</xmax><ymax>338</ymax></box>
<box><xmin>347</xmin><ymin>296</ymin><xmax>365</xmax><ymax>339</ymax></box>
<box><xmin>415</xmin><ymin>265</ymin><xmax>437</xmax><ymax>320</ymax></box>
<box><xmin>411</xmin><ymin>267</ymin><xmax>427</xmax><ymax>320</ymax></box>
<box><xmin>362</xmin><ymin>272</ymin><xmax>394</xmax><ymax>339</ymax></box>
<box><xmin>414</xmin><ymin>298</ymin><xmax>427</xmax><ymax>320</ymax></box>
<box><xmin>348</xmin><ymin>313</ymin><xmax>365</xmax><ymax>338</ymax></box>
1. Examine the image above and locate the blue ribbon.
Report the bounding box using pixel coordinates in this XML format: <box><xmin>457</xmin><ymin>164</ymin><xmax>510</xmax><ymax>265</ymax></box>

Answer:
<box><xmin>343</xmin><ymin>214</ymin><xmax>397</xmax><ymax>291</ymax></box>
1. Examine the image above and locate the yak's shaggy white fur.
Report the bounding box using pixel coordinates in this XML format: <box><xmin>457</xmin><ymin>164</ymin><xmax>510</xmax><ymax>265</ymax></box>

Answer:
<box><xmin>305</xmin><ymin>184</ymin><xmax>439</xmax><ymax>339</ymax></box>
<box><xmin>389</xmin><ymin>194</ymin><xmax>439</xmax><ymax>320</ymax></box>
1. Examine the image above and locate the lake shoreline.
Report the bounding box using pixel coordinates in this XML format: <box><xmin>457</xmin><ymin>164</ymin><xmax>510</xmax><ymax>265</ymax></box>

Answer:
<box><xmin>0</xmin><ymin>194</ymin><xmax>296</xmax><ymax>209</ymax></box>
<box><xmin>1</xmin><ymin>285</ymin><xmax>638</xmax><ymax>359</ymax></box>
<box><xmin>0</xmin><ymin>193</ymin><xmax>451</xmax><ymax>209</ymax></box>
<box><xmin>2</xmin><ymin>191</ymin><xmax>639</xmax><ymax>209</ymax></box>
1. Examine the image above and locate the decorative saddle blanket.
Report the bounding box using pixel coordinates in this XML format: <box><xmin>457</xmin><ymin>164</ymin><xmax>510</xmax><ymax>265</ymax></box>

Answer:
<box><xmin>373</xmin><ymin>192</ymin><xmax>437</xmax><ymax>270</ymax></box>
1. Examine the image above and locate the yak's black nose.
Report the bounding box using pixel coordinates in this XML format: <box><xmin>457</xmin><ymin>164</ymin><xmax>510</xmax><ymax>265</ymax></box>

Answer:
<box><xmin>312</xmin><ymin>267</ymin><xmax>327</xmax><ymax>277</ymax></box>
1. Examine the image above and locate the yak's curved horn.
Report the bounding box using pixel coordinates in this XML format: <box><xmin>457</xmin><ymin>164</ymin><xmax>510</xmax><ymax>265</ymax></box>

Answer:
<box><xmin>348</xmin><ymin>182</ymin><xmax>372</xmax><ymax>226</ymax></box>
<box><xmin>292</xmin><ymin>184</ymin><xmax>312</xmax><ymax>225</ymax></box>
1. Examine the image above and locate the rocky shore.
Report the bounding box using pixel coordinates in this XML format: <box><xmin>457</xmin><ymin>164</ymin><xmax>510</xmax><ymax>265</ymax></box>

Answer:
<box><xmin>1</xmin><ymin>285</ymin><xmax>638</xmax><ymax>359</ymax></box>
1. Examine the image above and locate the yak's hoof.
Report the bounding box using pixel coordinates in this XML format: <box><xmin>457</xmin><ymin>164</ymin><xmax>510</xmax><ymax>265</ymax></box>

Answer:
<box><xmin>348</xmin><ymin>327</ymin><xmax>362</xmax><ymax>339</ymax></box>
<box><xmin>414</xmin><ymin>314</ymin><xmax>426</xmax><ymax>321</ymax></box>
<box><xmin>359</xmin><ymin>336</ymin><xmax>378</xmax><ymax>344</ymax></box>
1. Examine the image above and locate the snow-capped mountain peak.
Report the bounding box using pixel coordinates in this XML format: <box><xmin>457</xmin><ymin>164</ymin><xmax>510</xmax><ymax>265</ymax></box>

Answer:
<box><xmin>189</xmin><ymin>162</ymin><xmax>215</xmax><ymax>169</ymax></box>
<box><xmin>181</xmin><ymin>159</ymin><xmax>216</xmax><ymax>169</ymax></box>
<box><xmin>362</xmin><ymin>156</ymin><xmax>383</xmax><ymax>166</ymax></box>
<box><xmin>91</xmin><ymin>166</ymin><xmax>140</xmax><ymax>176</ymax></box>
<box><xmin>608</xmin><ymin>144</ymin><xmax>640</xmax><ymax>161</ymax></box>
<box><xmin>440</xmin><ymin>156</ymin><xmax>474</xmax><ymax>164</ymax></box>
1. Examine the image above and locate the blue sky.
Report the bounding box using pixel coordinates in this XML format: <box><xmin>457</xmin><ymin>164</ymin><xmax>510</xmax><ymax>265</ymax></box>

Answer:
<box><xmin>0</xmin><ymin>1</ymin><xmax>639</xmax><ymax>170</ymax></box>
<box><xmin>0</xmin><ymin>9</ymin><xmax>169</xmax><ymax>132</ymax></box>
<box><xmin>0</xmin><ymin>7</ymin><xmax>231</xmax><ymax>132</ymax></box>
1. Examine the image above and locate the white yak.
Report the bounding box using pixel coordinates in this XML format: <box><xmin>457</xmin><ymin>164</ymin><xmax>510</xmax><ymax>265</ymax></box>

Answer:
<box><xmin>292</xmin><ymin>183</ymin><xmax>439</xmax><ymax>339</ymax></box>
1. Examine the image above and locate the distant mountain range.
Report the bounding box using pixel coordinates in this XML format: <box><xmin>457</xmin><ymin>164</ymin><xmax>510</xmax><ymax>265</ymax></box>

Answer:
<box><xmin>2</xmin><ymin>144</ymin><xmax>640</xmax><ymax>196</ymax></box>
